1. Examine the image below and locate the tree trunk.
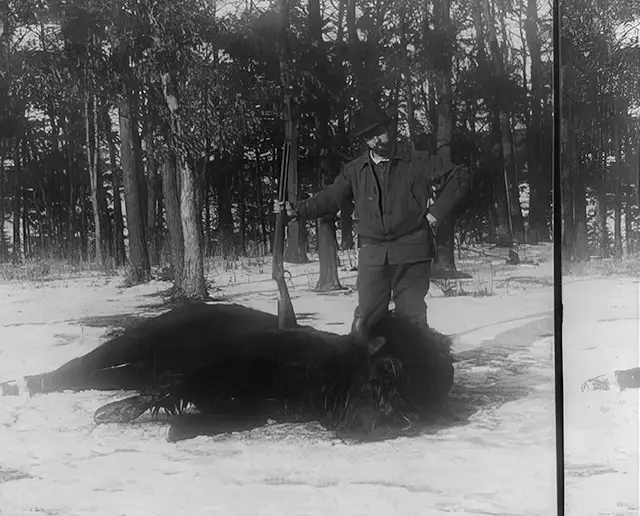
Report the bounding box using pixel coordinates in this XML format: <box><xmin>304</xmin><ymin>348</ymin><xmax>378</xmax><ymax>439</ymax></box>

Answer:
<box><xmin>33</xmin><ymin>185</ymin><xmax>42</xmax><ymax>257</ymax></box>
<box><xmin>176</xmin><ymin>156</ymin><xmax>207</xmax><ymax>299</ymax></box>
<box><xmin>315</xmin><ymin>213</ymin><xmax>343</xmax><ymax>291</ymax></box>
<box><xmin>597</xmin><ymin>127</ymin><xmax>609</xmax><ymax>258</ymax></box>
<box><xmin>308</xmin><ymin>0</ymin><xmax>338</xmax><ymax>278</ymax></box>
<box><xmin>145</xmin><ymin>134</ymin><xmax>160</xmax><ymax>266</ymax></box>
<box><xmin>79</xmin><ymin>187</ymin><xmax>88</xmax><ymax>260</ymax></box>
<box><xmin>573</xmin><ymin>154</ymin><xmax>588</xmax><ymax>261</ymax></box>
<box><xmin>624</xmin><ymin>189</ymin><xmax>633</xmax><ymax>256</ymax></box>
<box><xmin>637</xmin><ymin>139</ymin><xmax>640</xmax><ymax>209</ymax></box>
<box><xmin>560</xmin><ymin>108</ymin><xmax>575</xmax><ymax>260</ymax></box>
<box><xmin>131</xmin><ymin>92</ymin><xmax>147</xmax><ymax>233</ymax></box>
<box><xmin>430</xmin><ymin>0</ymin><xmax>459</xmax><ymax>271</ymax></box>
<box><xmin>336</xmin><ymin>0</ymin><xmax>345</xmax><ymax>43</ymax></box>
<box><xmin>94</xmin><ymin>96</ymin><xmax>110</xmax><ymax>259</ymax></box>
<box><xmin>431</xmin><ymin>0</ymin><xmax>454</xmax><ymax>169</ymax></box>
<box><xmin>106</xmin><ymin>121</ymin><xmax>126</xmax><ymax>267</ymax></box>
<box><xmin>282</xmin><ymin>101</ymin><xmax>308</xmax><ymax>264</ymax></box>
<box><xmin>85</xmin><ymin>94</ymin><xmax>104</xmax><ymax>266</ymax></box>
<box><xmin>118</xmin><ymin>96</ymin><xmax>150</xmax><ymax>282</ymax></box>
<box><xmin>488</xmin><ymin>120</ymin><xmax>511</xmax><ymax>244</ymax></box>
<box><xmin>433</xmin><ymin>167</ymin><xmax>474</xmax><ymax>270</ymax></box>
<box><xmin>398</xmin><ymin>0</ymin><xmax>415</xmax><ymax>149</ymax></box>
<box><xmin>161</xmin><ymin>157</ymin><xmax>184</xmax><ymax>288</ymax></box>
<box><xmin>340</xmin><ymin>202</ymin><xmax>354</xmax><ymax>250</ymax></box>
<box><xmin>284</xmin><ymin>221</ymin><xmax>309</xmax><ymax>263</ymax></box>
<box><xmin>67</xmin><ymin>143</ymin><xmax>76</xmax><ymax>255</ymax></box>
<box><xmin>12</xmin><ymin>145</ymin><xmax>21</xmax><ymax>264</ymax></box>
<box><xmin>255</xmin><ymin>150</ymin><xmax>269</xmax><ymax>254</ymax></box>
<box><xmin>472</xmin><ymin>0</ymin><xmax>508</xmax><ymax>245</ymax></box>
<box><xmin>481</xmin><ymin>0</ymin><xmax>524</xmax><ymax>244</ymax></box>
<box><xmin>524</xmin><ymin>0</ymin><xmax>543</xmax><ymax>244</ymax></box>
<box><xmin>161</xmin><ymin>72</ymin><xmax>207</xmax><ymax>300</ymax></box>
<box><xmin>238</xmin><ymin>168</ymin><xmax>247</xmax><ymax>256</ymax></box>
<box><xmin>613</xmin><ymin>116</ymin><xmax>623</xmax><ymax>259</ymax></box>
<box><xmin>499</xmin><ymin>111</ymin><xmax>525</xmax><ymax>243</ymax></box>
<box><xmin>69</xmin><ymin>188</ymin><xmax>76</xmax><ymax>258</ymax></box>
<box><xmin>22</xmin><ymin>188</ymin><xmax>29</xmax><ymax>258</ymax></box>
<box><xmin>562</xmin><ymin>167</ymin><xmax>576</xmax><ymax>261</ymax></box>
<box><xmin>277</xmin><ymin>0</ymin><xmax>308</xmax><ymax>265</ymax></box>
<box><xmin>346</xmin><ymin>0</ymin><xmax>361</xmax><ymax>100</ymax></box>
<box><xmin>217</xmin><ymin>167</ymin><xmax>235</xmax><ymax>259</ymax></box>
<box><xmin>194</xmin><ymin>157</ymin><xmax>205</xmax><ymax>248</ymax></box>
<box><xmin>387</xmin><ymin>79</ymin><xmax>401</xmax><ymax>146</ymax></box>
<box><xmin>155</xmin><ymin>171</ymin><xmax>164</xmax><ymax>261</ymax></box>
<box><xmin>0</xmin><ymin>152</ymin><xmax>6</xmax><ymax>261</ymax></box>
<box><xmin>41</xmin><ymin>175</ymin><xmax>53</xmax><ymax>255</ymax></box>
<box><xmin>203</xmin><ymin>170</ymin><xmax>211</xmax><ymax>256</ymax></box>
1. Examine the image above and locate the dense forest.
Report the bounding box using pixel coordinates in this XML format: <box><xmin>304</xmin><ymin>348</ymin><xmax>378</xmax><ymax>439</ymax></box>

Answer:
<box><xmin>561</xmin><ymin>0</ymin><xmax>640</xmax><ymax>262</ymax></box>
<box><xmin>0</xmin><ymin>0</ymin><xmax>633</xmax><ymax>299</ymax></box>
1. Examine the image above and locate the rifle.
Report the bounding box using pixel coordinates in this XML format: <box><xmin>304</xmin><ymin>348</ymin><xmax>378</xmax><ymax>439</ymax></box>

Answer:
<box><xmin>272</xmin><ymin>95</ymin><xmax>297</xmax><ymax>329</ymax></box>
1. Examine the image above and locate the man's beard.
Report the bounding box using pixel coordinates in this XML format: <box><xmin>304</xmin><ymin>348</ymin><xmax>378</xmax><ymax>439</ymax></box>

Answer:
<box><xmin>370</xmin><ymin>140</ymin><xmax>393</xmax><ymax>158</ymax></box>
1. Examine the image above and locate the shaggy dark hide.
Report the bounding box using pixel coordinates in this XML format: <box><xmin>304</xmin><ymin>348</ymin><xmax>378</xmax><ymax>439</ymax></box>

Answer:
<box><xmin>24</xmin><ymin>302</ymin><xmax>280</xmax><ymax>394</ymax></box>
<box><xmin>20</xmin><ymin>302</ymin><xmax>454</xmax><ymax>440</ymax></box>
<box><xmin>161</xmin><ymin>325</ymin><xmax>386</xmax><ymax>432</ymax></box>
<box><xmin>368</xmin><ymin>315</ymin><xmax>454</xmax><ymax>415</ymax></box>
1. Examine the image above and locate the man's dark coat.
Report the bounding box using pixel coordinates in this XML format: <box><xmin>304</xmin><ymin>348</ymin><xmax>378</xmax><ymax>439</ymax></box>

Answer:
<box><xmin>297</xmin><ymin>148</ymin><xmax>464</xmax><ymax>266</ymax></box>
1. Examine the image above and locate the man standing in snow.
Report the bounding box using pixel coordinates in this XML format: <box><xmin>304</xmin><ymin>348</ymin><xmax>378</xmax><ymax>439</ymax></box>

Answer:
<box><xmin>274</xmin><ymin>105</ymin><xmax>468</xmax><ymax>336</ymax></box>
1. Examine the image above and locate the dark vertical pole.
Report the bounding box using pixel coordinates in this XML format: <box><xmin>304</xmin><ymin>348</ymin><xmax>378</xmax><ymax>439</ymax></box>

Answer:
<box><xmin>553</xmin><ymin>1</ymin><xmax>564</xmax><ymax>515</ymax></box>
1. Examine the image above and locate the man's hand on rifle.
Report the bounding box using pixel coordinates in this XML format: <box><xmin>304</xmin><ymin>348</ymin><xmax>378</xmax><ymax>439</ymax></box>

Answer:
<box><xmin>273</xmin><ymin>200</ymin><xmax>298</xmax><ymax>220</ymax></box>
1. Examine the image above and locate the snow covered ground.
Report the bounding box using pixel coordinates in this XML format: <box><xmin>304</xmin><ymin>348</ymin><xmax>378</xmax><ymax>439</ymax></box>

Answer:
<box><xmin>0</xmin><ymin>243</ymin><xmax>629</xmax><ymax>515</ymax></box>
<box><xmin>563</xmin><ymin>276</ymin><xmax>639</xmax><ymax>516</ymax></box>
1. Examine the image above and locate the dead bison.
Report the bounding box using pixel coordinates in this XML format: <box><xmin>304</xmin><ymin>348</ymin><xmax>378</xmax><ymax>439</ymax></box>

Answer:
<box><xmin>18</xmin><ymin>302</ymin><xmax>454</xmax><ymax>441</ymax></box>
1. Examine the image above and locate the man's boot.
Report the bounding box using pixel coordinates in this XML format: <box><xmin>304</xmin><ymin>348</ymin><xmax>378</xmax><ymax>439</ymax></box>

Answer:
<box><xmin>350</xmin><ymin>305</ymin><xmax>367</xmax><ymax>340</ymax></box>
<box><xmin>350</xmin><ymin>315</ymin><xmax>365</xmax><ymax>336</ymax></box>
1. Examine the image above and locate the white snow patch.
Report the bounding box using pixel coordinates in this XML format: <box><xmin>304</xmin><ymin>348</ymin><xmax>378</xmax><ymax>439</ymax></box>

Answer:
<box><xmin>563</xmin><ymin>277</ymin><xmax>639</xmax><ymax>515</ymax></box>
<box><xmin>0</xmin><ymin>254</ymin><xmax>562</xmax><ymax>515</ymax></box>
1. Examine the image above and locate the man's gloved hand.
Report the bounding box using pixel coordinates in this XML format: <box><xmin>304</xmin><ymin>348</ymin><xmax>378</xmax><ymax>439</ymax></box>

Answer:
<box><xmin>273</xmin><ymin>200</ymin><xmax>298</xmax><ymax>220</ymax></box>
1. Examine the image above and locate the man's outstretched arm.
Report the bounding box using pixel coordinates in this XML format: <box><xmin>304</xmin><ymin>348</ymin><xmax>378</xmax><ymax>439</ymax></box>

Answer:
<box><xmin>296</xmin><ymin>166</ymin><xmax>353</xmax><ymax>220</ymax></box>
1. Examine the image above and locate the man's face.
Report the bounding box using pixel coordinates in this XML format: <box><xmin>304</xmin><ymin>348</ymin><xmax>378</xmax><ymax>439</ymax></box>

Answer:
<box><xmin>365</xmin><ymin>130</ymin><xmax>390</xmax><ymax>157</ymax></box>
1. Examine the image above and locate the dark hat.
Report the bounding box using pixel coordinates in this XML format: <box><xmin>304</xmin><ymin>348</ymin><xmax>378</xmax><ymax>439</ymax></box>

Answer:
<box><xmin>349</xmin><ymin>106</ymin><xmax>391</xmax><ymax>141</ymax></box>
